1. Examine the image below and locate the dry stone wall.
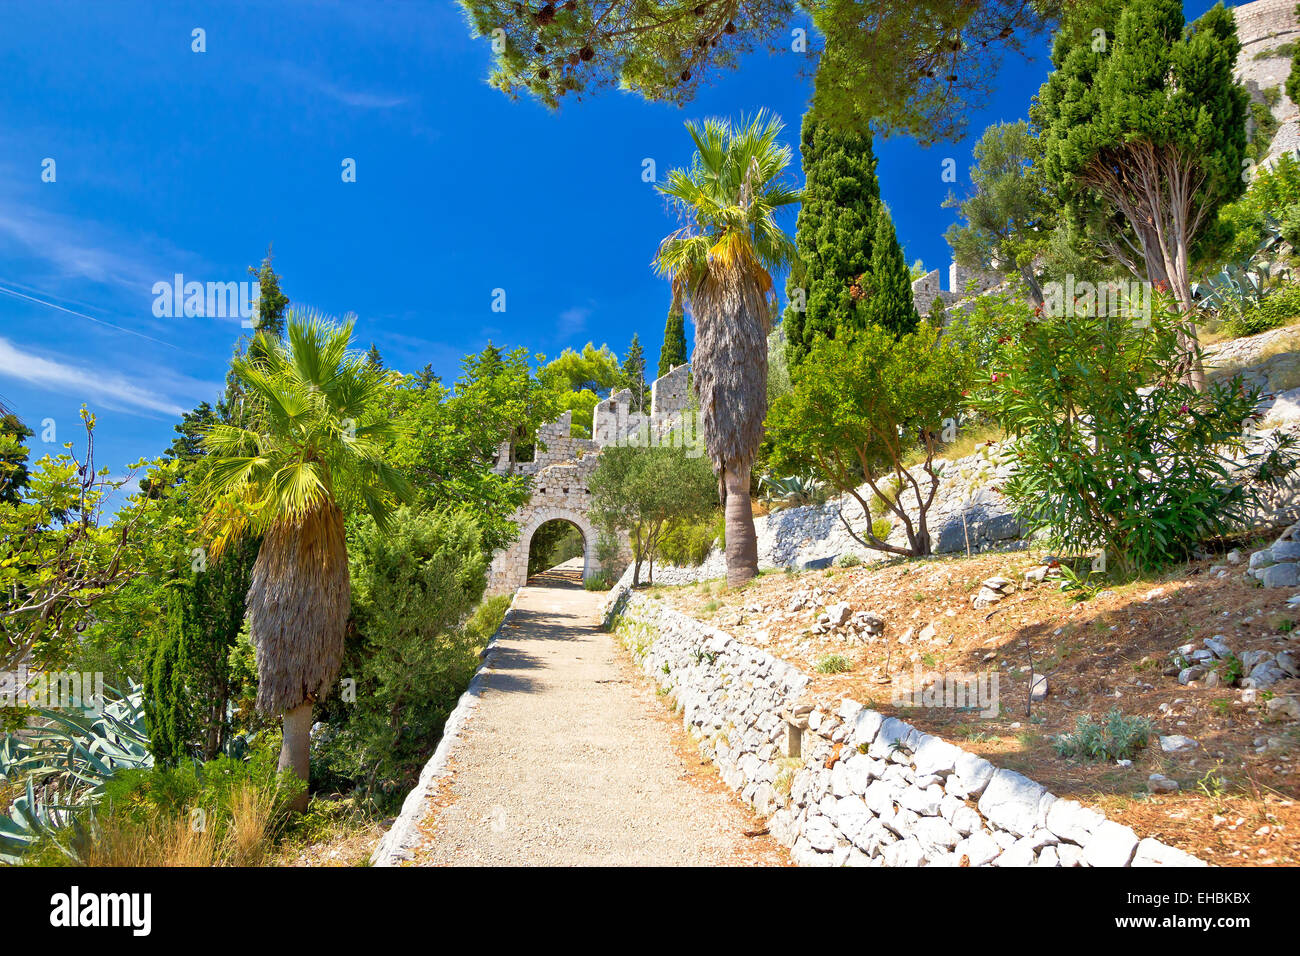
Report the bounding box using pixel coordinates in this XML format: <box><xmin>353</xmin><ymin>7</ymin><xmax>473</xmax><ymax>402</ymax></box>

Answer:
<box><xmin>607</xmin><ymin>588</ymin><xmax>1205</xmax><ymax>867</ymax></box>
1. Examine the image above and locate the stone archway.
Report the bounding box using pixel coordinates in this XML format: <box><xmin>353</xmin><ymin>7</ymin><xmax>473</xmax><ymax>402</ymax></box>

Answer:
<box><xmin>487</xmin><ymin>506</ymin><xmax>599</xmax><ymax>593</ymax></box>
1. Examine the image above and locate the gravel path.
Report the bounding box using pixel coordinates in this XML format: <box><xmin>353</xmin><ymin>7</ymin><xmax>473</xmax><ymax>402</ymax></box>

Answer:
<box><xmin>405</xmin><ymin>561</ymin><xmax>787</xmax><ymax>866</ymax></box>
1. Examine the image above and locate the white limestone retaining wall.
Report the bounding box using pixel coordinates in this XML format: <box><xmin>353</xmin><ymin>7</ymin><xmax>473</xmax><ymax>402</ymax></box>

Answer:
<box><xmin>606</xmin><ymin>587</ymin><xmax>1205</xmax><ymax>868</ymax></box>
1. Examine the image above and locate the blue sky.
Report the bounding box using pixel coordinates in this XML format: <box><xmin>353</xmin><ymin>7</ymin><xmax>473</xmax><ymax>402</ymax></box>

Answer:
<box><xmin>0</xmin><ymin>1</ymin><xmax>1219</xmax><ymax>488</ymax></box>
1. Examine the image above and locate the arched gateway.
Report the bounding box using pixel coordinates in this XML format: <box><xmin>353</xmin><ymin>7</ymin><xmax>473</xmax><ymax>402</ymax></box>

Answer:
<box><xmin>484</xmin><ymin>363</ymin><xmax>693</xmax><ymax>594</ymax></box>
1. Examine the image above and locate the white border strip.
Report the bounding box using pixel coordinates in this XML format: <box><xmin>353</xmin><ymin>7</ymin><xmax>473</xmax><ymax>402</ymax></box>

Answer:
<box><xmin>369</xmin><ymin>589</ymin><xmax>522</xmax><ymax>867</ymax></box>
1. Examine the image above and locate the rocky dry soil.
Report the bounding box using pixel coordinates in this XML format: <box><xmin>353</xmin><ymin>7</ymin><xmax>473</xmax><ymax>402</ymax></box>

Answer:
<box><xmin>647</xmin><ymin>543</ymin><xmax>1300</xmax><ymax>866</ymax></box>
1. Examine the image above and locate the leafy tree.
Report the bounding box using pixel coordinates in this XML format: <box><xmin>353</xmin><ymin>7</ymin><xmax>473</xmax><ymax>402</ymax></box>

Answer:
<box><xmin>973</xmin><ymin>306</ymin><xmax>1296</xmax><ymax>573</ymax></box>
<box><xmin>811</xmin><ymin>0</ymin><xmax>1062</xmax><ymax>143</ymax></box>
<box><xmin>542</xmin><ymin>342</ymin><xmax>623</xmax><ymax>394</ymax></box>
<box><xmin>540</xmin><ymin>342</ymin><xmax>624</xmax><ymax>436</ymax></box>
<box><xmin>927</xmin><ymin>295</ymin><xmax>948</xmax><ymax>329</ymax></box>
<box><xmin>943</xmin><ymin>119</ymin><xmax>1053</xmax><ymax>306</ymax></box>
<box><xmin>658</xmin><ymin>302</ymin><xmax>688</xmax><ymax>378</ymax></box>
<box><xmin>766</xmin><ymin>324</ymin><xmax>971</xmax><ymax>557</ymax></box>
<box><xmin>200</xmin><ymin>312</ymin><xmax>415</xmax><ymax>809</ymax></box>
<box><xmin>1</xmin><ymin>410</ymin><xmax>170</xmax><ymax>671</ymax></box>
<box><xmin>588</xmin><ymin>445</ymin><xmax>716</xmax><ymax>586</ymax></box>
<box><xmin>459</xmin><ymin>0</ymin><xmax>1060</xmax><ymax>143</ymax></box>
<box><xmin>165</xmin><ymin>402</ymin><xmax>217</xmax><ymax>466</ymax></box>
<box><xmin>784</xmin><ymin>91</ymin><xmax>884</xmax><ymax>365</ymax></box>
<box><xmin>859</xmin><ymin>204</ymin><xmax>921</xmax><ymax>336</ymax></box>
<box><xmin>621</xmin><ymin>333</ymin><xmax>648</xmax><ymax>412</ymax></box>
<box><xmin>384</xmin><ymin>347</ymin><xmax>553</xmax><ymax>552</ymax></box>
<box><xmin>654</xmin><ymin>111</ymin><xmax>799</xmax><ymax>586</ymax></box>
<box><xmin>1033</xmin><ymin>0</ymin><xmax>1249</xmax><ymax>388</ymax></box>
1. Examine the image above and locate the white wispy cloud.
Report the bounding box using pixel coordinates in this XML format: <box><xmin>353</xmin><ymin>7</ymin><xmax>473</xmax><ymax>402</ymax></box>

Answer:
<box><xmin>0</xmin><ymin>206</ymin><xmax>164</xmax><ymax>293</ymax></box>
<box><xmin>276</xmin><ymin>62</ymin><xmax>409</xmax><ymax>109</ymax></box>
<box><xmin>0</xmin><ymin>337</ymin><xmax>187</xmax><ymax>417</ymax></box>
<box><xmin>557</xmin><ymin>306</ymin><xmax>591</xmax><ymax>336</ymax></box>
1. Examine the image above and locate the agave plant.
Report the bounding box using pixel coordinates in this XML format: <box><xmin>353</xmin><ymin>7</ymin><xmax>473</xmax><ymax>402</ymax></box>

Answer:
<box><xmin>1195</xmin><ymin>219</ymin><xmax>1293</xmax><ymax>314</ymax></box>
<box><xmin>0</xmin><ymin>684</ymin><xmax>152</xmax><ymax>861</ymax></box>
<box><xmin>759</xmin><ymin>473</ymin><xmax>827</xmax><ymax>511</ymax></box>
<box><xmin>0</xmin><ymin>778</ymin><xmax>85</xmax><ymax>863</ymax></box>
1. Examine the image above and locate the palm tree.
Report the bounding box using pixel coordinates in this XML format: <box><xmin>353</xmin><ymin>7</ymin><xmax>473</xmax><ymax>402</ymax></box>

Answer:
<box><xmin>201</xmin><ymin>311</ymin><xmax>413</xmax><ymax>810</ymax></box>
<box><xmin>654</xmin><ymin>111</ymin><xmax>800</xmax><ymax>586</ymax></box>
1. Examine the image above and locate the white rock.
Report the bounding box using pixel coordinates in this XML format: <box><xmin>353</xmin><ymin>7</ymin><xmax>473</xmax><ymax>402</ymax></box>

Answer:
<box><xmin>913</xmin><ymin>816</ymin><xmax>961</xmax><ymax>853</ymax></box>
<box><xmin>881</xmin><ymin>836</ymin><xmax>927</xmax><ymax>867</ymax></box>
<box><xmin>1083</xmin><ymin>820</ymin><xmax>1139</xmax><ymax>867</ymax></box>
<box><xmin>912</xmin><ymin>735</ymin><xmax>960</xmax><ymax>776</ymax></box>
<box><xmin>1131</xmin><ymin>838</ymin><xmax>1207</xmax><ymax>867</ymax></box>
<box><xmin>1045</xmin><ymin>799</ymin><xmax>1105</xmax><ymax>845</ymax></box>
<box><xmin>948</xmin><ymin>751</ymin><xmax>996</xmax><ymax>799</ymax></box>
<box><xmin>977</xmin><ymin>769</ymin><xmax>1050</xmax><ymax>838</ymax></box>
<box><xmin>1030</xmin><ymin>673</ymin><xmax>1049</xmax><ymax>702</ymax></box>
<box><xmin>951</xmin><ymin>805</ymin><xmax>984</xmax><ymax>837</ymax></box>
<box><xmin>954</xmin><ymin>831</ymin><xmax>1001</xmax><ymax>867</ymax></box>
<box><xmin>899</xmin><ymin>785</ymin><xmax>943</xmax><ymax>817</ymax></box>
<box><xmin>803</xmin><ymin>815</ymin><xmax>838</xmax><ymax>852</ymax></box>
<box><xmin>1159</xmin><ymin>734</ymin><xmax>1198</xmax><ymax>753</ymax></box>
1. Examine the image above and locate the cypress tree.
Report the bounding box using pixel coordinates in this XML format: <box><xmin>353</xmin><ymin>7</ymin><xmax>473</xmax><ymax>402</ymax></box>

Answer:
<box><xmin>248</xmin><ymin>245</ymin><xmax>289</xmax><ymax>339</ymax></box>
<box><xmin>784</xmin><ymin>90</ymin><xmax>883</xmax><ymax>365</ymax></box>
<box><xmin>143</xmin><ymin>540</ymin><xmax>257</xmax><ymax>764</ymax></box>
<box><xmin>622</xmin><ymin>333</ymin><xmax>648</xmax><ymax>412</ymax></box>
<box><xmin>658</xmin><ymin>303</ymin><xmax>688</xmax><ymax>378</ymax></box>
<box><xmin>860</xmin><ymin>205</ymin><xmax>921</xmax><ymax>337</ymax></box>
<box><xmin>144</xmin><ymin>588</ymin><xmax>195</xmax><ymax>766</ymax></box>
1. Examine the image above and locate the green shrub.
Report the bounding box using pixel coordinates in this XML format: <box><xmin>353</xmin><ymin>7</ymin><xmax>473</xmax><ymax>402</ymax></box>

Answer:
<box><xmin>1210</xmin><ymin>153</ymin><xmax>1300</xmax><ymax>265</ymax></box>
<box><xmin>868</xmin><ymin>476</ymin><xmax>900</xmax><ymax>518</ymax></box>
<box><xmin>1053</xmin><ymin>708</ymin><xmax>1152</xmax><ymax>762</ymax></box>
<box><xmin>815</xmin><ymin>654</ymin><xmax>853</xmax><ymax>674</ymax></box>
<box><xmin>835</xmin><ymin>553</ymin><xmax>861</xmax><ymax>567</ymax></box>
<box><xmin>583</xmin><ymin>573</ymin><xmax>614</xmax><ymax>591</ymax></box>
<box><xmin>99</xmin><ymin>743</ymin><xmax>298</xmax><ymax>831</ymax></box>
<box><xmin>975</xmin><ymin>308</ymin><xmax>1289</xmax><ymax>573</ymax></box>
<box><xmin>870</xmin><ymin>518</ymin><xmax>892</xmax><ymax>541</ymax></box>
<box><xmin>1221</xmin><ymin>283</ymin><xmax>1300</xmax><ymax>338</ymax></box>
<box><xmin>659</xmin><ymin>512</ymin><xmax>722</xmax><ymax>567</ymax></box>
<box><xmin>463</xmin><ymin>593</ymin><xmax>511</xmax><ymax>646</ymax></box>
<box><xmin>314</xmin><ymin>506</ymin><xmax>489</xmax><ymax>807</ymax></box>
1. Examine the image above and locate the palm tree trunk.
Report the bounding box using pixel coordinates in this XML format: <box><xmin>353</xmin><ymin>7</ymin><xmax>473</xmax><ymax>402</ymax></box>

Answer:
<box><xmin>723</xmin><ymin>464</ymin><xmax>758</xmax><ymax>586</ymax></box>
<box><xmin>279</xmin><ymin>701</ymin><xmax>312</xmax><ymax>812</ymax></box>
